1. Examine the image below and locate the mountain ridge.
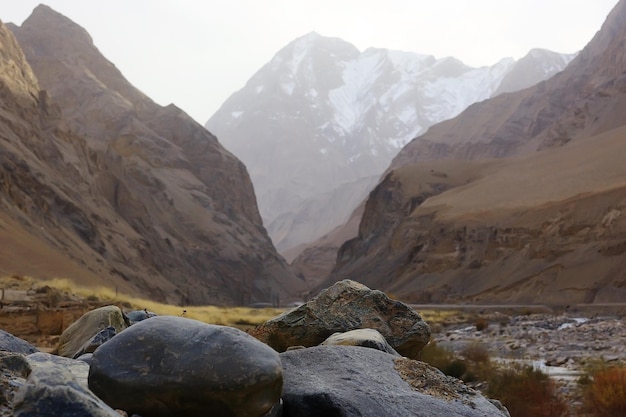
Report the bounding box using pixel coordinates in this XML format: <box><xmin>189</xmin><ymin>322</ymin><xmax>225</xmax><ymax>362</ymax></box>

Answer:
<box><xmin>207</xmin><ymin>32</ymin><xmax>573</xmax><ymax>254</ymax></box>
<box><xmin>316</xmin><ymin>0</ymin><xmax>626</xmax><ymax>304</ymax></box>
<box><xmin>2</xmin><ymin>5</ymin><xmax>305</xmax><ymax>305</ymax></box>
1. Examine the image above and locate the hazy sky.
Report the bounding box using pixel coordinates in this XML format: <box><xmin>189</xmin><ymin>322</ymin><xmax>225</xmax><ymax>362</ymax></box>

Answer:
<box><xmin>2</xmin><ymin>1</ymin><xmax>620</xmax><ymax>124</ymax></box>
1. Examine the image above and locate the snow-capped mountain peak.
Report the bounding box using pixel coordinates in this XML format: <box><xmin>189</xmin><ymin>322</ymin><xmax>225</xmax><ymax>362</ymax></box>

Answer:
<box><xmin>206</xmin><ymin>33</ymin><xmax>574</xmax><ymax>253</ymax></box>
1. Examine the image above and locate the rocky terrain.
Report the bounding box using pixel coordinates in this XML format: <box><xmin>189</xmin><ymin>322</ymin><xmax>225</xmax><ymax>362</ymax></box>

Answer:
<box><xmin>307</xmin><ymin>0</ymin><xmax>626</xmax><ymax>304</ymax></box>
<box><xmin>0</xmin><ymin>280</ymin><xmax>511</xmax><ymax>417</ymax></box>
<box><xmin>0</xmin><ymin>5</ymin><xmax>306</xmax><ymax>306</ymax></box>
<box><xmin>207</xmin><ymin>33</ymin><xmax>572</xmax><ymax>255</ymax></box>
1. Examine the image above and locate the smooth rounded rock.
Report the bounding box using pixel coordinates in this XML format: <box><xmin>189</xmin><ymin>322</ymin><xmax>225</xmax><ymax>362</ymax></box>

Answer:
<box><xmin>0</xmin><ymin>329</ymin><xmax>39</xmax><ymax>354</ymax></box>
<box><xmin>88</xmin><ymin>315</ymin><xmax>283</xmax><ymax>417</ymax></box>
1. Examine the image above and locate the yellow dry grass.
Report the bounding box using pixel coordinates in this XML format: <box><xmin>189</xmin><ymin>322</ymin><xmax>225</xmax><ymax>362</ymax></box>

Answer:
<box><xmin>1</xmin><ymin>275</ymin><xmax>285</xmax><ymax>327</ymax></box>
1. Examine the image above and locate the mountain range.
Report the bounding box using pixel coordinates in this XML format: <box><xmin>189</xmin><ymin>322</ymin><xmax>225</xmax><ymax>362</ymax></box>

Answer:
<box><xmin>0</xmin><ymin>5</ymin><xmax>305</xmax><ymax>305</ymax></box>
<box><xmin>309</xmin><ymin>0</ymin><xmax>626</xmax><ymax>304</ymax></box>
<box><xmin>206</xmin><ymin>34</ymin><xmax>573</xmax><ymax>255</ymax></box>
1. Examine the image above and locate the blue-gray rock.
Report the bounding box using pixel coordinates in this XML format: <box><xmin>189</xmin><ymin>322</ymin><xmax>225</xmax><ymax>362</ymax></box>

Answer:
<box><xmin>26</xmin><ymin>352</ymin><xmax>90</xmax><ymax>390</ymax></box>
<box><xmin>280</xmin><ymin>345</ymin><xmax>509</xmax><ymax>417</ymax></box>
<box><xmin>0</xmin><ymin>329</ymin><xmax>39</xmax><ymax>354</ymax></box>
<box><xmin>88</xmin><ymin>315</ymin><xmax>283</xmax><ymax>417</ymax></box>
<box><xmin>58</xmin><ymin>305</ymin><xmax>129</xmax><ymax>358</ymax></box>
<box><xmin>73</xmin><ymin>326</ymin><xmax>117</xmax><ymax>358</ymax></box>
<box><xmin>13</xmin><ymin>363</ymin><xmax>119</xmax><ymax>417</ymax></box>
<box><xmin>252</xmin><ymin>279</ymin><xmax>430</xmax><ymax>358</ymax></box>
<box><xmin>125</xmin><ymin>309</ymin><xmax>157</xmax><ymax>323</ymax></box>
<box><xmin>321</xmin><ymin>328</ymin><xmax>400</xmax><ymax>355</ymax></box>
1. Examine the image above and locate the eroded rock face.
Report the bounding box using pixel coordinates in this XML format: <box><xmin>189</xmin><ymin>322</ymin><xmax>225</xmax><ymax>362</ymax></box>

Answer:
<box><xmin>88</xmin><ymin>316</ymin><xmax>283</xmax><ymax>417</ymax></box>
<box><xmin>280</xmin><ymin>345</ymin><xmax>509</xmax><ymax>417</ymax></box>
<box><xmin>251</xmin><ymin>279</ymin><xmax>430</xmax><ymax>358</ymax></box>
<box><xmin>57</xmin><ymin>305</ymin><xmax>128</xmax><ymax>358</ymax></box>
<box><xmin>2</xmin><ymin>5</ymin><xmax>305</xmax><ymax>306</ymax></box>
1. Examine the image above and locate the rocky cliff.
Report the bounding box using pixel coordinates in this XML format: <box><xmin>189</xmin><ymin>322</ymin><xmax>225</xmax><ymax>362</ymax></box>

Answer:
<box><xmin>319</xmin><ymin>0</ymin><xmax>626</xmax><ymax>304</ymax></box>
<box><xmin>1</xmin><ymin>5</ymin><xmax>305</xmax><ymax>305</ymax></box>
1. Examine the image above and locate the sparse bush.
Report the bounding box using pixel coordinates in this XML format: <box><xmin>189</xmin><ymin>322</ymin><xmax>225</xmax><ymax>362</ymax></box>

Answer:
<box><xmin>583</xmin><ymin>367</ymin><xmax>626</xmax><ymax>417</ymax></box>
<box><xmin>475</xmin><ymin>317</ymin><xmax>489</xmax><ymax>331</ymax></box>
<box><xmin>461</xmin><ymin>341</ymin><xmax>490</xmax><ymax>365</ymax></box>
<box><xmin>486</xmin><ymin>364</ymin><xmax>568</xmax><ymax>417</ymax></box>
<box><xmin>419</xmin><ymin>341</ymin><xmax>456</xmax><ymax>372</ymax></box>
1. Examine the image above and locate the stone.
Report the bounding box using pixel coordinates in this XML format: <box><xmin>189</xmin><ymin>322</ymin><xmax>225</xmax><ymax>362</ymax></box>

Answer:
<box><xmin>88</xmin><ymin>316</ymin><xmax>282</xmax><ymax>417</ymax></box>
<box><xmin>0</xmin><ymin>352</ymin><xmax>31</xmax><ymax>417</ymax></box>
<box><xmin>13</xmin><ymin>362</ymin><xmax>120</xmax><ymax>417</ymax></box>
<box><xmin>0</xmin><ymin>330</ymin><xmax>39</xmax><ymax>355</ymax></box>
<box><xmin>321</xmin><ymin>328</ymin><xmax>400</xmax><ymax>355</ymax></box>
<box><xmin>251</xmin><ymin>279</ymin><xmax>430</xmax><ymax>358</ymax></box>
<box><xmin>280</xmin><ymin>345</ymin><xmax>509</xmax><ymax>417</ymax></box>
<box><xmin>58</xmin><ymin>305</ymin><xmax>129</xmax><ymax>358</ymax></box>
<box><xmin>26</xmin><ymin>352</ymin><xmax>90</xmax><ymax>390</ymax></box>
<box><xmin>125</xmin><ymin>309</ymin><xmax>156</xmax><ymax>323</ymax></box>
<box><xmin>73</xmin><ymin>326</ymin><xmax>117</xmax><ymax>359</ymax></box>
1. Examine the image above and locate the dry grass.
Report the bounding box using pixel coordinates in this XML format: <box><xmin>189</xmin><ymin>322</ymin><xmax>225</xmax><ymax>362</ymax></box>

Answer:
<box><xmin>1</xmin><ymin>275</ymin><xmax>284</xmax><ymax>328</ymax></box>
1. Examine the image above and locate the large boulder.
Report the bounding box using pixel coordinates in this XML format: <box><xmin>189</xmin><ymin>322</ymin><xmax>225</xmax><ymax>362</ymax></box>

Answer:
<box><xmin>321</xmin><ymin>328</ymin><xmax>400</xmax><ymax>355</ymax></box>
<box><xmin>88</xmin><ymin>315</ymin><xmax>283</xmax><ymax>417</ymax></box>
<box><xmin>251</xmin><ymin>279</ymin><xmax>431</xmax><ymax>358</ymax></box>
<box><xmin>57</xmin><ymin>305</ymin><xmax>129</xmax><ymax>358</ymax></box>
<box><xmin>0</xmin><ymin>330</ymin><xmax>39</xmax><ymax>354</ymax></box>
<box><xmin>12</xmin><ymin>363</ymin><xmax>119</xmax><ymax>417</ymax></box>
<box><xmin>280</xmin><ymin>345</ymin><xmax>510</xmax><ymax>417</ymax></box>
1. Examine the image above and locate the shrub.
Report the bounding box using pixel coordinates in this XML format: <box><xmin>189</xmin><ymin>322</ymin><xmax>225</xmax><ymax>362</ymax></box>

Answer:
<box><xmin>486</xmin><ymin>364</ymin><xmax>568</xmax><ymax>417</ymax></box>
<box><xmin>461</xmin><ymin>341</ymin><xmax>490</xmax><ymax>364</ymax></box>
<box><xmin>475</xmin><ymin>317</ymin><xmax>489</xmax><ymax>331</ymax></box>
<box><xmin>584</xmin><ymin>367</ymin><xmax>626</xmax><ymax>417</ymax></box>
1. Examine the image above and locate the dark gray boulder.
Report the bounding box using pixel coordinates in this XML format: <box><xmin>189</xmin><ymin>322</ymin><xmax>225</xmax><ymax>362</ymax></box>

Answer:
<box><xmin>280</xmin><ymin>345</ymin><xmax>509</xmax><ymax>417</ymax></box>
<box><xmin>321</xmin><ymin>328</ymin><xmax>400</xmax><ymax>355</ymax></box>
<box><xmin>73</xmin><ymin>326</ymin><xmax>117</xmax><ymax>359</ymax></box>
<box><xmin>0</xmin><ymin>330</ymin><xmax>39</xmax><ymax>354</ymax></box>
<box><xmin>12</xmin><ymin>363</ymin><xmax>119</xmax><ymax>417</ymax></box>
<box><xmin>251</xmin><ymin>279</ymin><xmax>430</xmax><ymax>358</ymax></box>
<box><xmin>88</xmin><ymin>315</ymin><xmax>283</xmax><ymax>417</ymax></box>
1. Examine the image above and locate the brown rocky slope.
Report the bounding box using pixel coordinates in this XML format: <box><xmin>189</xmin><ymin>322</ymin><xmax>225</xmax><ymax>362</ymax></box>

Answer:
<box><xmin>316</xmin><ymin>0</ymin><xmax>626</xmax><ymax>304</ymax></box>
<box><xmin>1</xmin><ymin>6</ymin><xmax>305</xmax><ymax>305</ymax></box>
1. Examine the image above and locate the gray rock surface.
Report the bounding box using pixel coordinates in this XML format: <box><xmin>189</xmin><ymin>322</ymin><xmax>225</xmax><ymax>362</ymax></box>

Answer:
<box><xmin>58</xmin><ymin>305</ymin><xmax>129</xmax><ymax>358</ymax></box>
<box><xmin>251</xmin><ymin>279</ymin><xmax>430</xmax><ymax>358</ymax></box>
<box><xmin>0</xmin><ymin>352</ymin><xmax>31</xmax><ymax>416</ymax></box>
<box><xmin>26</xmin><ymin>352</ymin><xmax>90</xmax><ymax>390</ymax></box>
<box><xmin>73</xmin><ymin>325</ymin><xmax>117</xmax><ymax>359</ymax></box>
<box><xmin>321</xmin><ymin>328</ymin><xmax>400</xmax><ymax>355</ymax></box>
<box><xmin>12</xmin><ymin>363</ymin><xmax>119</xmax><ymax>417</ymax></box>
<box><xmin>0</xmin><ymin>330</ymin><xmax>39</xmax><ymax>355</ymax></box>
<box><xmin>88</xmin><ymin>315</ymin><xmax>283</xmax><ymax>417</ymax></box>
<box><xmin>280</xmin><ymin>345</ymin><xmax>509</xmax><ymax>417</ymax></box>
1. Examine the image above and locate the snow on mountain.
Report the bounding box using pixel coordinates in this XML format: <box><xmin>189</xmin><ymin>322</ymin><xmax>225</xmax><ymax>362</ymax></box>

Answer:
<box><xmin>205</xmin><ymin>32</ymin><xmax>574</xmax><ymax>255</ymax></box>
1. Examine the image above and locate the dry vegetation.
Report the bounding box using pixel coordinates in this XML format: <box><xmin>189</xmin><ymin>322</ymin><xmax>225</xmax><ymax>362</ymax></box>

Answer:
<box><xmin>0</xmin><ymin>275</ymin><xmax>284</xmax><ymax>328</ymax></box>
<box><xmin>420</xmin><ymin>339</ymin><xmax>626</xmax><ymax>417</ymax></box>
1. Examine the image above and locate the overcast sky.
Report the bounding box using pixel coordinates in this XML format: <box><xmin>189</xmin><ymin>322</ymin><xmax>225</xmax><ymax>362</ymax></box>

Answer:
<box><xmin>2</xmin><ymin>1</ymin><xmax>620</xmax><ymax>125</ymax></box>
